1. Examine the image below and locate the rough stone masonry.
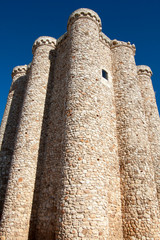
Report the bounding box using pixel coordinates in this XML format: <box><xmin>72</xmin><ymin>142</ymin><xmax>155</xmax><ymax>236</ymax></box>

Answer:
<box><xmin>0</xmin><ymin>8</ymin><xmax>160</xmax><ymax>240</ymax></box>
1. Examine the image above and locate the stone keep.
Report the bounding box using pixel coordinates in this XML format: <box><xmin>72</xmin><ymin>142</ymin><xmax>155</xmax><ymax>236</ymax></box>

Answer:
<box><xmin>0</xmin><ymin>8</ymin><xmax>160</xmax><ymax>240</ymax></box>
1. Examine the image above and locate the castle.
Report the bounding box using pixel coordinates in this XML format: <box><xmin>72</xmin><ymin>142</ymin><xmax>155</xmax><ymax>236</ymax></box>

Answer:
<box><xmin>0</xmin><ymin>8</ymin><xmax>160</xmax><ymax>240</ymax></box>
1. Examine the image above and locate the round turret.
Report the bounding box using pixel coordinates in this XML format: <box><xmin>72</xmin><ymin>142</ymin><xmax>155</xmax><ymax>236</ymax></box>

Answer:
<box><xmin>110</xmin><ymin>39</ymin><xmax>136</xmax><ymax>55</ymax></box>
<box><xmin>111</xmin><ymin>34</ymin><xmax>160</xmax><ymax>239</ymax></box>
<box><xmin>67</xmin><ymin>8</ymin><xmax>102</xmax><ymax>32</ymax></box>
<box><xmin>11</xmin><ymin>65</ymin><xmax>28</xmax><ymax>79</ymax></box>
<box><xmin>32</xmin><ymin>36</ymin><xmax>56</xmax><ymax>54</ymax></box>
<box><xmin>0</xmin><ymin>35</ymin><xmax>57</xmax><ymax>240</ymax></box>
<box><xmin>137</xmin><ymin>65</ymin><xmax>152</xmax><ymax>76</ymax></box>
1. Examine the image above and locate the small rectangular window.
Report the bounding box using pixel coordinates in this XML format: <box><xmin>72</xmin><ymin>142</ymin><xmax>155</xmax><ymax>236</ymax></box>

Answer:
<box><xmin>102</xmin><ymin>69</ymin><xmax>108</xmax><ymax>80</ymax></box>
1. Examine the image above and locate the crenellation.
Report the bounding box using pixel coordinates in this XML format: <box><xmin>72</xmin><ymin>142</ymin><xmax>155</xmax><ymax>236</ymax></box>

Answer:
<box><xmin>99</xmin><ymin>32</ymin><xmax>110</xmax><ymax>47</ymax></box>
<box><xmin>110</xmin><ymin>39</ymin><xmax>136</xmax><ymax>55</ymax></box>
<box><xmin>0</xmin><ymin>8</ymin><xmax>160</xmax><ymax>240</ymax></box>
<box><xmin>32</xmin><ymin>36</ymin><xmax>56</xmax><ymax>54</ymax></box>
<box><xmin>137</xmin><ymin>65</ymin><xmax>153</xmax><ymax>77</ymax></box>
<box><xmin>11</xmin><ymin>65</ymin><xmax>28</xmax><ymax>79</ymax></box>
<box><xmin>67</xmin><ymin>8</ymin><xmax>102</xmax><ymax>32</ymax></box>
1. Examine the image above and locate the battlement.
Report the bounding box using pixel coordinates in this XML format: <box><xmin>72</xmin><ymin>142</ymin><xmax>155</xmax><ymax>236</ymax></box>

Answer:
<box><xmin>110</xmin><ymin>39</ymin><xmax>136</xmax><ymax>54</ymax></box>
<box><xmin>11</xmin><ymin>65</ymin><xmax>28</xmax><ymax>79</ymax></box>
<box><xmin>137</xmin><ymin>65</ymin><xmax>153</xmax><ymax>76</ymax></box>
<box><xmin>67</xmin><ymin>8</ymin><xmax>102</xmax><ymax>31</ymax></box>
<box><xmin>32</xmin><ymin>36</ymin><xmax>56</xmax><ymax>54</ymax></box>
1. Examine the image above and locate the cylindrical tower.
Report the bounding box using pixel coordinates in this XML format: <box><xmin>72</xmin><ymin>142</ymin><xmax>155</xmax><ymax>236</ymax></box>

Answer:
<box><xmin>36</xmin><ymin>8</ymin><xmax>123</xmax><ymax>239</ymax></box>
<box><xmin>0</xmin><ymin>36</ymin><xmax>56</xmax><ymax>240</ymax></box>
<box><xmin>111</xmin><ymin>40</ymin><xmax>160</xmax><ymax>239</ymax></box>
<box><xmin>0</xmin><ymin>65</ymin><xmax>28</xmax><ymax>220</ymax></box>
<box><xmin>58</xmin><ymin>8</ymin><xmax>109</xmax><ymax>239</ymax></box>
<box><xmin>137</xmin><ymin>65</ymin><xmax>160</xmax><ymax>209</ymax></box>
<box><xmin>0</xmin><ymin>65</ymin><xmax>27</xmax><ymax>150</ymax></box>
<box><xmin>35</xmin><ymin>9</ymin><xmax>123</xmax><ymax>240</ymax></box>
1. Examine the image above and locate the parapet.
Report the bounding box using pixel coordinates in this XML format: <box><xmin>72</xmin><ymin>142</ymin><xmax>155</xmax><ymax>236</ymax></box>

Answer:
<box><xmin>99</xmin><ymin>32</ymin><xmax>111</xmax><ymax>47</ymax></box>
<box><xmin>110</xmin><ymin>39</ymin><xmax>136</xmax><ymax>55</ymax></box>
<box><xmin>11</xmin><ymin>65</ymin><xmax>28</xmax><ymax>79</ymax></box>
<box><xmin>32</xmin><ymin>36</ymin><xmax>57</xmax><ymax>54</ymax></box>
<box><xmin>137</xmin><ymin>65</ymin><xmax>152</xmax><ymax>77</ymax></box>
<box><xmin>57</xmin><ymin>32</ymin><xmax>68</xmax><ymax>47</ymax></box>
<box><xmin>67</xmin><ymin>8</ymin><xmax>102</xmax><ymax>32</ymax></box>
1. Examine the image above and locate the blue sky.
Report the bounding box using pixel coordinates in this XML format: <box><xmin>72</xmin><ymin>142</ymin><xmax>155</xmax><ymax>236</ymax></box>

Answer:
<box><xmin>0</xmin><ymin>0</ymin><xmax>160</xmax><ymax>123</ymax></box>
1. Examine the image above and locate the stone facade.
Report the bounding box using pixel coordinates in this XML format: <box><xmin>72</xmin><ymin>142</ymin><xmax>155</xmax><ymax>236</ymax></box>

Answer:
<box><xmin>0</xmin><ymin>8</ymin><xmax>160</xmax><ymax>240</ymax></box>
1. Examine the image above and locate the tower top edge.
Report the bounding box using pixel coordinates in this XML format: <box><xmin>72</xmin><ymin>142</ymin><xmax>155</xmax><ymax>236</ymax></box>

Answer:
<box><xmin>11</xmin><ymin>65</ymin><xmax>28</xmax><ymax>79</ymax></box>
<box><xmin>32</xmin><ymin>36</ymin><xmax>57</xmax><ymax>54</ymax></box>
<box><xmin>57</xmin><ymin>32</ymin><xmax>68</xmax><ymax>46</ymax></box>
<box><xmin>99</xmin><ymin>32</ymin><xmax>111</xmax><ymax>46</ymax></box>
<box><xmin>110</xmin><ymin>39</ymin><xmax>136</xmax><ymax>54</ymax></box>
<box><xmin>137</xmin><ymin>65</ymin><xmax>152</xmax><ymax>76</ymax></box>
<box><xmin>67</xmin><ymin>8</ymin><xmax>102</xmax><ymax>31</ymax></box>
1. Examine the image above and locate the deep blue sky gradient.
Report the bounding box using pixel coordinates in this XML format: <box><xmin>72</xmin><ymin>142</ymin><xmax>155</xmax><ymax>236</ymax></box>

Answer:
<box><xmin>0</xmin><ymin>0</ymin><xmax>160</xmax><ymax>123</ymax></box>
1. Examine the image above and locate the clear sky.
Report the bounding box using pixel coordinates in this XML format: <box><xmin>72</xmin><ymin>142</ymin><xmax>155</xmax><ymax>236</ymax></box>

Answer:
<box><xmin>0</xmin><ymin>0</ymin><xmax>160</xmax><ymax>124</ymax></box>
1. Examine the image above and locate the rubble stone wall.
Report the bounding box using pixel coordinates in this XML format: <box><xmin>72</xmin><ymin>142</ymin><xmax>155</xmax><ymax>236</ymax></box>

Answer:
<box><xmin>0</xmin><ymin>8</ymin><xmax>160</xmax><ymax>240</ymax></box>
<box><xmin>0</xmin><ymin>37</ymin><xmax>56</xmax><ymax>239</ymax></box>
<box><xmin>111</xmin><ymin>41</ymin><xmax>160</xmax><ymax>239</ymax></box>
<box><xmin>137</xmin><ymin>65</ymin><xmax>160</xmax><ymax>209</ymax></box>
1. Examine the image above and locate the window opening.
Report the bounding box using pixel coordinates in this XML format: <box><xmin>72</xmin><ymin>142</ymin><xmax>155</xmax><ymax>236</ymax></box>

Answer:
<box><xmin>102</xmin><ymin>69</ymin><xmax>108</xmax><ymax>80</ymax></box>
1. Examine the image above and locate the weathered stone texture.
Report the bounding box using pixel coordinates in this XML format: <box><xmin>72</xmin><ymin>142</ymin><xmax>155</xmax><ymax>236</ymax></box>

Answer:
<box><xmin>111</xmin><ymin>41</ymin><xmax>160</xmax><ymax>239</ymax></box>
<box><xmin>0</xmin><ymin>37</ymin><xmax>56</xmax><ymax>239</ymax></box>
<box><xmin>0</xmin><ymin>8</ymin><xmax>160</xmax><ymax>240</ymax></box>
<box><xmin>34</xmin><ymin>33</ymin><xmax>69</xmax><ymax>240</ymax></box>
<box><xmin>137</xmin><ymin>65</ymin><xmax>160</xmax><ymax>209</ymax></box>
<box><xmin>0</xmin><ymin>66</ymin><xmax>28</xmax><ymax>221</ymax></box>
<box><xmin>0</xmin><ymin>65</ymin><xmax>28</xmax><ymax>151</ymax></box>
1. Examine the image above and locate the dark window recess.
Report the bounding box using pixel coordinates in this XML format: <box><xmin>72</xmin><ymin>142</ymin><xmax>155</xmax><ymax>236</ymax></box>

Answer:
<box><xmin>102</xmin><ymin>69</ymin><xmax>108</xmax><ymax>80</ymax></box>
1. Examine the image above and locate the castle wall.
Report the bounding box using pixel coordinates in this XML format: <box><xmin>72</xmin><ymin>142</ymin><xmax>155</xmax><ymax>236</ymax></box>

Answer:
<box><xmin>0</xmin><ymin>37</ymin><xmax>56</xmax><ymax>240</ymax></box>
<box><xmin>111</xmin><ymin>41</ymin><xmax>160</xmax><ymax>239</ymax></box>
<box><xmin>98</xmin><ymin>40</ymin><xmax>123</xmax><ymax>239</ymax></box>
<box><xmin>137</xmin><ymin>65</ymin><xmax>160</xmax><ymax>210</ymax></box>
